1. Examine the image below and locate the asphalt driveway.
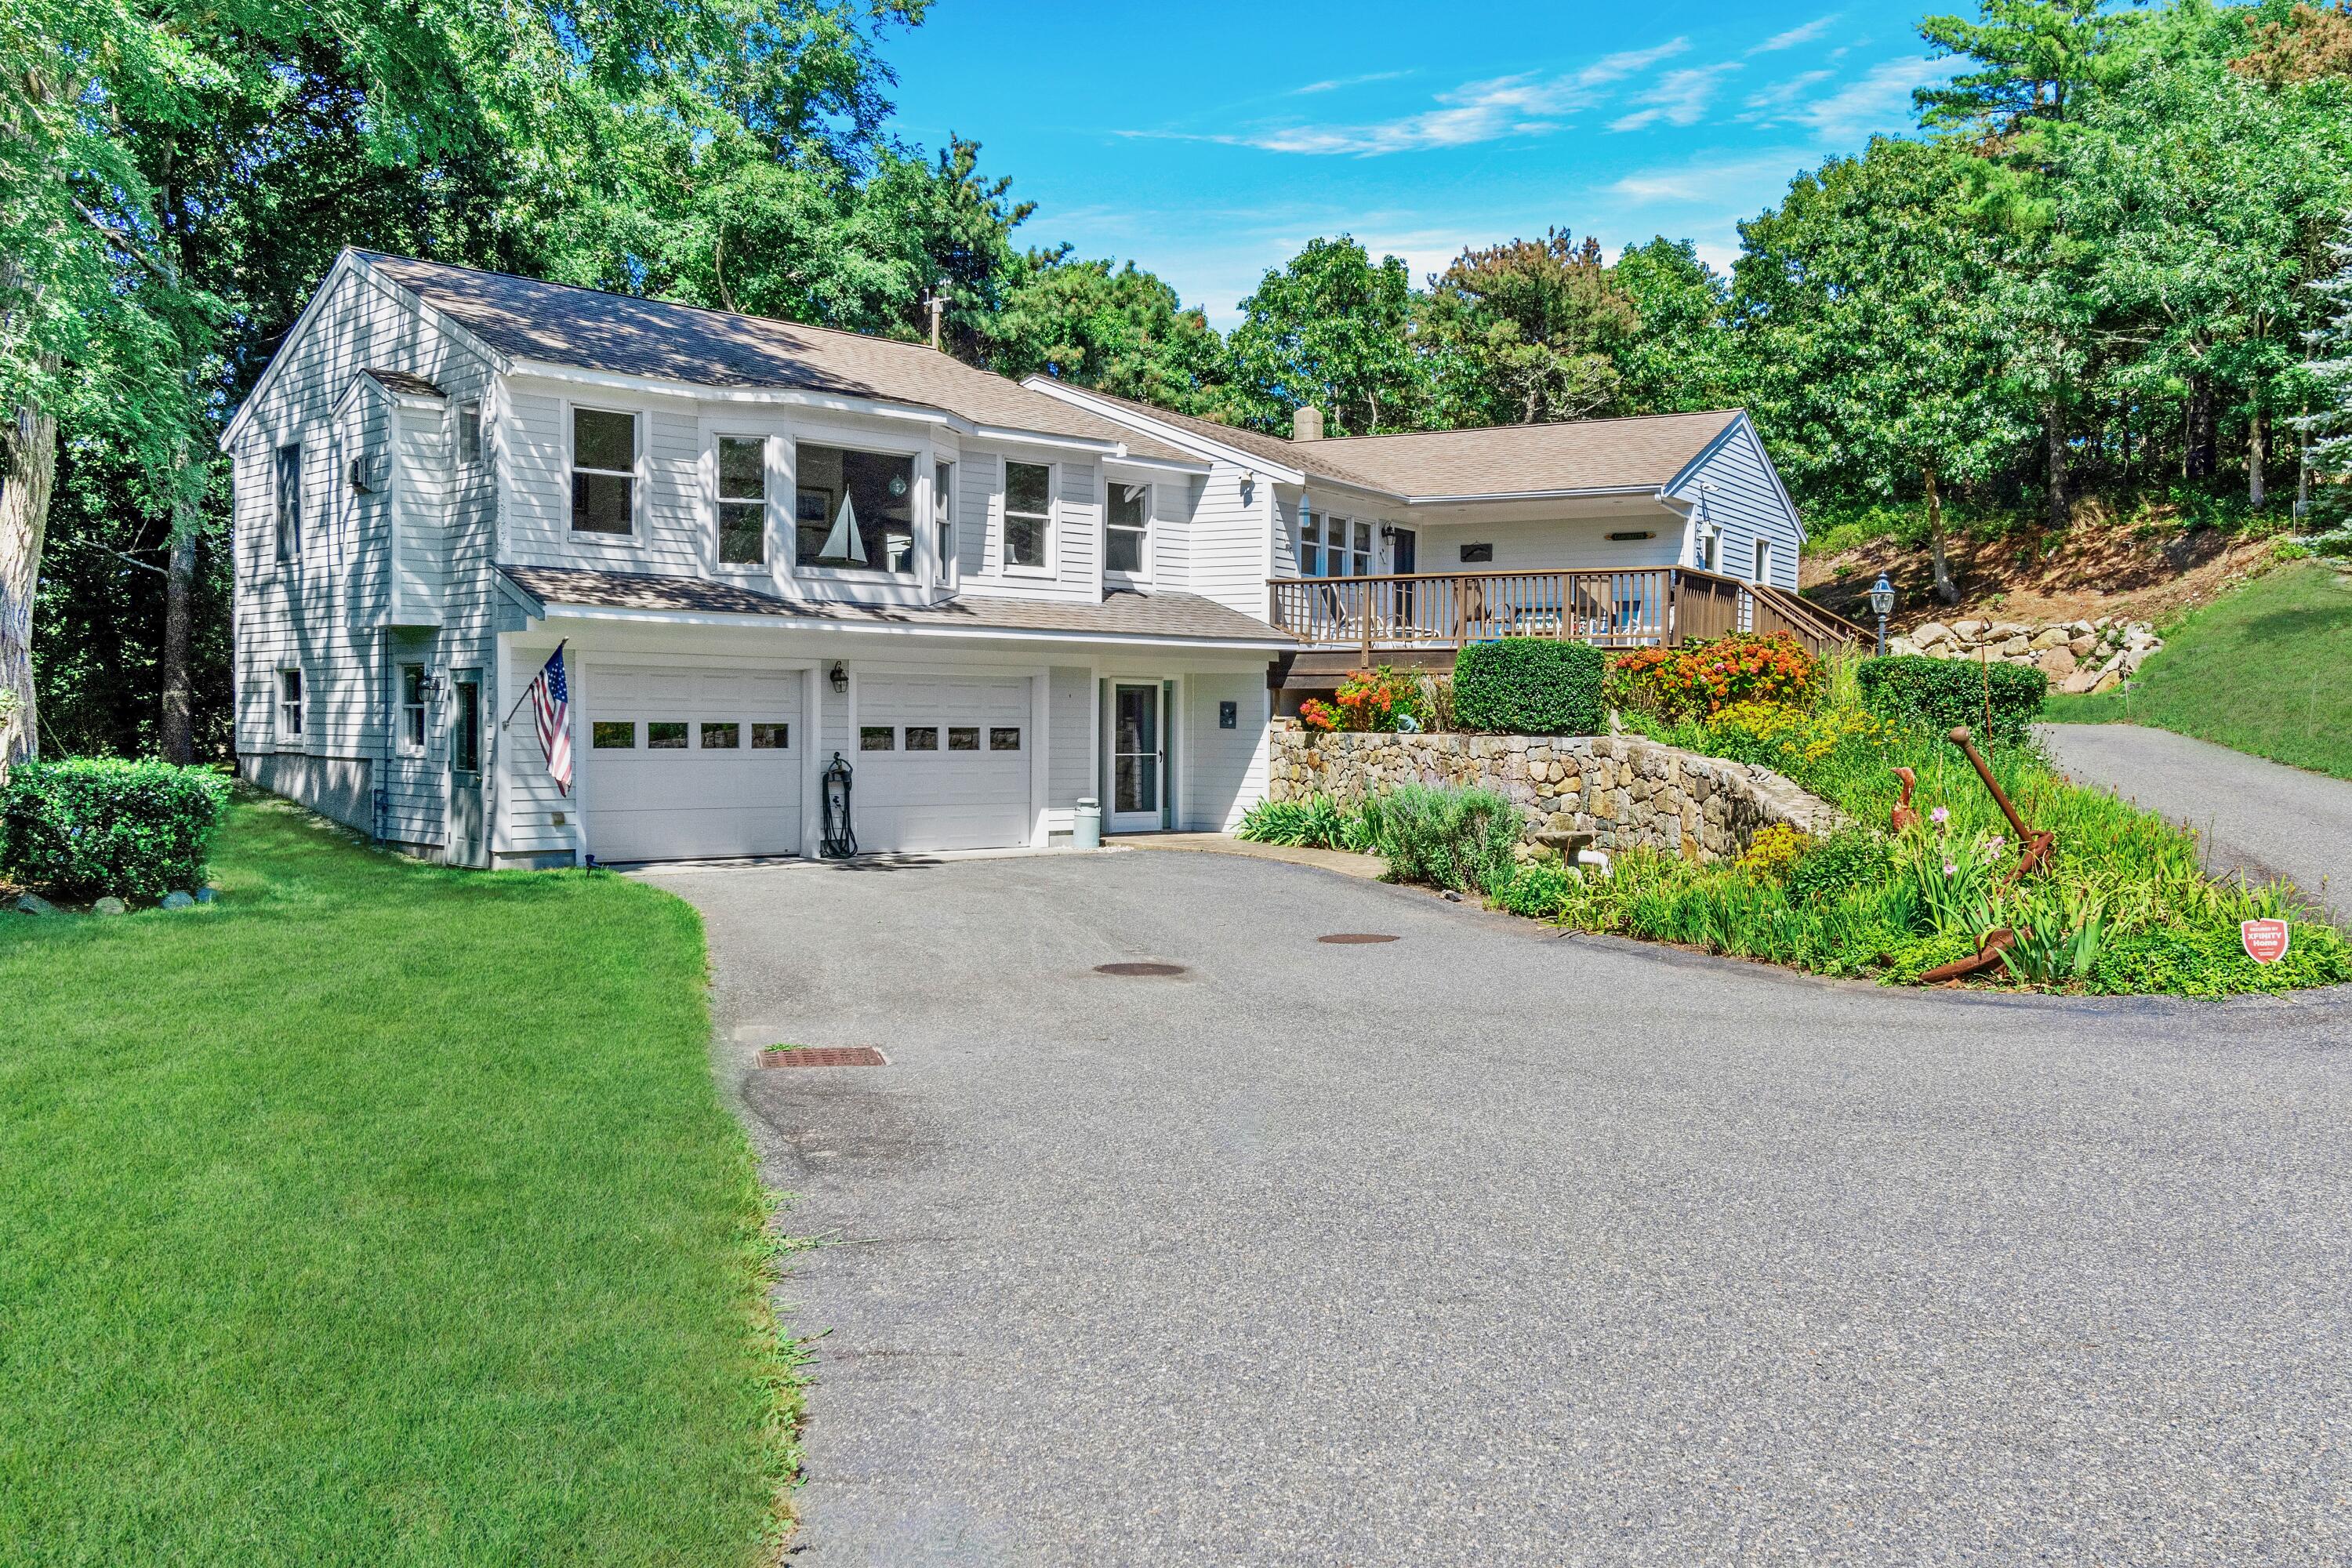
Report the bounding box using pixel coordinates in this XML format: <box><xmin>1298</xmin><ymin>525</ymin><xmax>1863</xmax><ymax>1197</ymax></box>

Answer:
<box><xmin>2042</xmin><ymin>721</ymin><xmax>2352</xmax><ymax>917</ymax></box>
<box><xmin>653</xmin><ymin>850</ymin><xmax>2352</xmax><ymax>1566</ymax></box>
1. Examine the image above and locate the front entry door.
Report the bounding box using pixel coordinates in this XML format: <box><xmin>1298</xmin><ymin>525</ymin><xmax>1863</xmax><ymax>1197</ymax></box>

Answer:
<box><xmin>447</xmin><ymin>670</ymin><xmax>488</xmax><ymax>867</ymax></box>
<box><xmin>1109</xmin><ymin>682</ymin><xmax>1164</xmax><ymax>833</ymax></box>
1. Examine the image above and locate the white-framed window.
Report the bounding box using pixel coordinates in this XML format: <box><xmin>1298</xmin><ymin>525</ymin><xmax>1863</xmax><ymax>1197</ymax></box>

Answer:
<box><xmin>456</xmin><ymin>401</ymin><xmax>483</xmax><ymax>466</ymax></box>
<box><xmin>1003</xmin><ymin>459</ymin><xmax>1052</xmax><ymax>571</ymax></box>
<box><xmin>277</xmin><ymin>667</ymin><xmax>304</xmax><ymax>740</ymax></box>
<box><xmin>1105</xmin><ymin>480</ymin><xmax>1149</xmax><ymax>577</ymax></box>
<box><xmin>1300</xmin><ymin>512</ymin><xmax>1369</xmax><ymax>578</ymax></box>
<box><xmin>714</xmin><ymin>434</ymin><xmax>768</xmax><ymax>568</ymax></box>
<box><xmin>1703</xmin><ymin>526</ymin><xmax>1720</xmax><ymax>573</ymax></box>
<box><xmin>1349</xmin><ymin>518</ymin><xmax>1373</xmax><ymax>576</ymax></box>
<box><xmin>274</xmin><ymin>443</ymin><xmax>302</xmax><ymax>561</ymax></box>
<box><xmin>1752</xmin><ymin>536</ymin><xmax>1772</xmax><ymax>585</ymax></box>
<box><xmin>569</xmin><ymin>405</ymin><xmax>637</xmax><ymax>535</ymax></box>
<box><xmin>935</xmin><ymin>459</ymin><xmax>956</xmax><ymax>586</ymax></box>
<box><xmin>796</xmin><ymin>441</ymin><xmax>917</xmax><ymax>575</ymax></box>
<box><xmin>399</xmin><ymin>664</ymin><xmax>426</xmax><ymax>753</ymax></box>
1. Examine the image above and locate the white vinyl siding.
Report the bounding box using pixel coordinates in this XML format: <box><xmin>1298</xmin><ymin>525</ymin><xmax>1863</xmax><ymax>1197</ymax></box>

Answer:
<box><xmin>1667</xmin><ymin>418</ymin><xmax>1803</xmax><ymax>591</ymax></box>
<box><xmin>1181</xmin><ymin>672</ymin><xmax>1268</xmax><ymax>833</ymax></box>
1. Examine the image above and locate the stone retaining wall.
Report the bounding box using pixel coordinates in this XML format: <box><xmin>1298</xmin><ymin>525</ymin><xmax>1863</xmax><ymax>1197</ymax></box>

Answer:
<box><xmin>1889</xmin><ymin>615</ymin><xmax>2161</xmax><ymax>695</ymax></box>
<box><xmin>1269</xmin><ymin>727</ymin><xmax>1846</xmax><ymax>862</ymax></box>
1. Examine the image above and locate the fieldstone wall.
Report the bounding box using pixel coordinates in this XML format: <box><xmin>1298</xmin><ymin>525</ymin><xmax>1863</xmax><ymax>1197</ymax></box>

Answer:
<box><xmin>1268</xmin><ymin>726</ymin><xmax>1846</xmax><ymax>863</ymax></box>
<box><xmin>1888</xmin><ymin>615</ymin><xmax>2161</xmax><ymax>695</ymax></box>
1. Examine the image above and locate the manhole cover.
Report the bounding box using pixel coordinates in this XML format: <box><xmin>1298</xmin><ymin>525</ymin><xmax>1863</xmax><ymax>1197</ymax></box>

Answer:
<box><xmin>1316</xmin><ymin>933</ymin><xmax>1399</xmax><ymax>945</ymax></box>
<box><xmin>1094</xmin><ymin>961</ymin><xmax>1187</xmax><ymax>977</ymax></box>
<box><xmin>760</xmin><ymin>1046</ymin><xmax>888</xmax><ymax>1068</ymax></box>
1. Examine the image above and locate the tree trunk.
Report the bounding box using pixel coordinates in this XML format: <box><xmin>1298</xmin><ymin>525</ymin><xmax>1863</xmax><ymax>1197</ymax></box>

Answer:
<box><xmin>1</xmin><ymin>390</ymin><xmax>58</xmax><ymax>776</ymax></box>
<box><xmin>160</xmin><ymin>487</ymin><xmax>198</xmax><ymax>763</ymax></box>
<box><xmin>2249</xmin><ymin>404</ymin><xmax>2268</xmax><ymax>510</ymax></box>
<box><xmin>2187</xmin><ymin>376</ymin><xmax>2216</xmax><ymax>480</ymax></box>
<box><xmin>2043</xmin><ymin>398</ymin><xmax>2071</xmax><ymax>530</ymax></box>
<box><xmin>1925</xmin><ymin>466</ymin><xmax>1958</xmax><ymax>605</ymax></box>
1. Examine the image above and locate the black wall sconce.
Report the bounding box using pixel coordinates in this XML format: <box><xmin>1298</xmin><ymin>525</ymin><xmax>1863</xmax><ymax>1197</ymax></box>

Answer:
<box><xmin>829</xmin><ymin>662</ymin><xmax>848</xmax><ymax>695</ymax></box>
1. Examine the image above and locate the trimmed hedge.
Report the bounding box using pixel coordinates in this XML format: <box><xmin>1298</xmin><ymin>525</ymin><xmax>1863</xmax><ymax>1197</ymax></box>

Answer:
<box><xmin>0</xmin><ymin>759</ymin><xmax>230</xmax><ymax>899</ymax></box>
<box><xmin>1855</xmin><ymin>655</ymin><xmax>2049</xmax><ymax>747</ymax></box>
<box><xmin>1453</xmin><ymin>638</ymin><xmax>1606</xmax><ymax>735</ymax></box>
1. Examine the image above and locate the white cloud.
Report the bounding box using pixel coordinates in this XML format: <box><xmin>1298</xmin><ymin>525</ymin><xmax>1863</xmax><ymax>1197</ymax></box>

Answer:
<box><xmin>1606</xmin><ymin>154</ymin><xmax>1809</xmax><ymax>205</ymax></box>
<box><xmin>1292</xmin><ymin>70</ymin><xmax>1414</xmax><ymax>96</ymax></box>
<box><xmin>1116</xmin><ymin>38</ymin><xmax>1694</xmax><ymax>157</ymax></box>
<box><xmin>1571</xmin><ymin>38</ymin><xmax>1692</xmax><ymax>88</ymax></box>
<box><xmin>1744</xmin><ymin>69</ymin><xmax>1834</xmax><ymax>112</ymax></box>
<box><xmin>1791</xmin><ymin>55</ymin><xmax>1947</xmax><ymax>138</ymax></box>
<box><xmin>1749</xmin><ymin>14</ymin><xmax>1840</xmax><ymax>54</ymax></box>
<box><xmin>1609</xmin><ymin>64</ymin><xmax>1743</xmax><ymax>132</ymax></box>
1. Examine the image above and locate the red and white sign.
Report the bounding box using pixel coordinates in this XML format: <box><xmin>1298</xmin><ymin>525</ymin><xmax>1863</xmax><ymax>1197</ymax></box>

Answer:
<box><xmin>2241</xmin><ymin>919</ymin><xmax>2292</xmax><ymax>965</ymax></box>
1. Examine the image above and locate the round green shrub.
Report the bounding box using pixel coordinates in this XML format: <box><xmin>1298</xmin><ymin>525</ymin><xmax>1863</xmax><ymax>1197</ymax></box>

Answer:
<box><xmin>1453</xmin><ymin>638</ymin><xmax>1606</xmax><ymax>735</ymax></box>
<box><xmin>1785</xmin><ymin>827</ymin><xmax>1895</xmax><ymax>905</ymax></box>
<box><xmin>0</xmin><ymin>759</ymin><xmax>230</xmax><ymax>899</ymax></box>
<box><xmin>1854</xmin><ymin>655</ymin><xmax>2049</xmax><ymax>746</ymax></box>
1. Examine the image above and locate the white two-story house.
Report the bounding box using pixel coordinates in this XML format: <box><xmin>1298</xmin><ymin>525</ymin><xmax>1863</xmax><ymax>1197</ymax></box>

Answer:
<box><xmin>223</xmin><ymin>250</ymin><xmax>1817</xmax><ymax>866</ymax></box>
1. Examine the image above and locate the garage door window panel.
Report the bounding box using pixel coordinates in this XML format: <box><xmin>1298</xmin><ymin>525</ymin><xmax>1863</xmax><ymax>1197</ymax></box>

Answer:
<box><xmin>593</xmin><ymin>721</ymin><xmax>635</xmax><ymax>749</ymax></box>
<box><xmin>797</xmin><ymin>443</ymin><xmax>916</xmax><ymax>574</ymax></box>
<box><xmin>752</xmin><ymin>723</ymin><xmax>789</xmax><ymax>750</ymax></box>
<box><xmin>648</xmin><ymin>722</ymin><xmax>688</xmax><ymax>749</ymax></box>
<box><xmin>949</xmin><ymin>727</ymin><xmax>979</xmax><ymax>751</ymax></box>
<box><xmin>860</xmin><ymin>726</ymin><xmax>895</xmax><ymax>751</ymax></box>
<box><xmin>701</xmin><ymin>722</ymin><xmax>741</xmax><ymax>750</ymax></box>
<box><xmin>989</xmin><ymin>727</ymin><xmax>1022</xmax><ymax>751</ymax></box>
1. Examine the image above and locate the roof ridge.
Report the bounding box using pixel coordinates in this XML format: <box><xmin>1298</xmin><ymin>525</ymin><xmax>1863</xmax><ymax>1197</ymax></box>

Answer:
<box><xmin>1317</xmin><ymin>408</ymin><xmax>1743</xmax><ymax>445</ymax></box>
<box><xmin>354</xmin><ymin>248</ymin><xmax>971</xmax><ymax>366</ymax></box>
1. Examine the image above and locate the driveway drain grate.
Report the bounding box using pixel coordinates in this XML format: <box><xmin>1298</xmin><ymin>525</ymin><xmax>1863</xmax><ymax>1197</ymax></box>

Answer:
<box><xmin>1094</xmin><ymin>961</ymin><xmax>1187</xmax><ymax>977</ymax></box>
<box><xmin>760</xmin><ymin>1046</ymin><xmax>888</xmax><ymax>1068</ymax></box>
<box><xmin>1317</xmin><ymin>933</ymin><xmax>1400</xmax><ymax>945</ymax></box>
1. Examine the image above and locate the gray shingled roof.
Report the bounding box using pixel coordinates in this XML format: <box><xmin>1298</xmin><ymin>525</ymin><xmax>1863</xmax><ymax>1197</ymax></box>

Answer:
<box><xmin>358</xmin><ymin>252</ymin><xmax>1196</xmax><ymax>464</ymax></box>
<box><xmin>499</xmin><ymin>566</ymin><xmax>1294</xmax><ymax>645</ymax></box>
<box><xmin>1051</xmin><ymin>385</ymin><xmax>1742</xmax><ymax>501</ymax></box>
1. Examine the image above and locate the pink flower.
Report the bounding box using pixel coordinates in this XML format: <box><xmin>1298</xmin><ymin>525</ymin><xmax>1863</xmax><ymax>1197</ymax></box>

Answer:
<box><xmin>1943</xmin><ymin>862</ymin><xmax>1958</xmax><ymax>878</ymax></box>
<box><xmin>1930</xmin><ymin>807</ymin><xmax>1950</xmax><ymax>826</ymax></box>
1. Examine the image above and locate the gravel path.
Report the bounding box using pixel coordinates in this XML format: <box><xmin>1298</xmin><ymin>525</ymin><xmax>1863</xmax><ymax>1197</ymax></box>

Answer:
<box><xmin>2041</xmin><ymin>721</ymin><xmax>2352</xmax><ymax>915</ymax></box>
<box><xmin>647</xmin><ymin>849</ymin><xmax>2352</xmax><ymax>1565</ymax></box>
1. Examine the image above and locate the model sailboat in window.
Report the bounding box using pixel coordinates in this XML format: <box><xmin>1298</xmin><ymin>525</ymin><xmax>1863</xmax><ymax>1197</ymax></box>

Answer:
<box><xmin>820</xmin><ymin>493</ymin><xmax>867</xmax><ymax>564</ymax></box>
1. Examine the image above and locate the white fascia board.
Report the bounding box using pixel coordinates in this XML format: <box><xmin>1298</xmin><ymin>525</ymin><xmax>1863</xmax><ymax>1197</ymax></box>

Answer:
<box><xmin>528</xmin><ymin>601</ymin><xmax>1297</xmax><ymax>652</ymax></box>
<box><xmin>1022</xmin><ymin>379</ymin><xmax>1312</xmax><ymax>487</ymax></box>
<box><xmin>1402</xmin><ymin>485</ymin><xmax>1666</xmax><ymax>506</ymax></box>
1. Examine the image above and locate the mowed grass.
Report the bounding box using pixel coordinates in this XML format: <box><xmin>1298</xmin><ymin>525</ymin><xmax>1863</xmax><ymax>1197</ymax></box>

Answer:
<box><xmin>0</xmin><ymin>796</ymin><xmax>789</xmax><ymax>1566</ymax></box>
<box><xmin>2044</xmin><ymin>561</ymin><xmax>2352</xmax><ymax>778</ymax></box>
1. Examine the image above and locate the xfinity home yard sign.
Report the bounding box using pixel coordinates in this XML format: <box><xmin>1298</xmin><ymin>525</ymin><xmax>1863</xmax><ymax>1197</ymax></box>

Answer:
<box><xmin>2241</xmin><ymin>919</ymin><xmax>2292</xmax><ymax>964</ymax></box>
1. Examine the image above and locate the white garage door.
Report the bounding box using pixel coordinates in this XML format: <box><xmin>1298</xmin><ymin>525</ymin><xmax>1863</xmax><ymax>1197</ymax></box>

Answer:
<box><xmin>855</xmin><ymin>673</ymin><xmax>1032</xmax><ymax>852</ymax></box>
<box><xmin>584</xmin><ymin>665</ymin><xmax>804</xmax><ymax>862</ymax></box>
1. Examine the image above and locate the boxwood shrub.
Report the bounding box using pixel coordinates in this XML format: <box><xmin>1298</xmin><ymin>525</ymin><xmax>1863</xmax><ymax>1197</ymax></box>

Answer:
<box><xmin>1855</xmin><ymin>655</ymin><xmax>2049</xmax><ymax>746</ymax></box>
<box><xmin>1453</xmin><ymin>638</ymin><xmax>1606</xmax><ymax>735</ymax></box>
<box><xmin>0</xmin><ymin>759</ymin><xmax>230</xmax><ymax>899</ymax></box>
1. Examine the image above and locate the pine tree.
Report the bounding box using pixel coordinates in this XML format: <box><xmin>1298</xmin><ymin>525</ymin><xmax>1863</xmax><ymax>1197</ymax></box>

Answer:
<box><xmin>2296</xmin><ymin>221</ymin><xmax>2352</xmax><ymax>533</ymax></box>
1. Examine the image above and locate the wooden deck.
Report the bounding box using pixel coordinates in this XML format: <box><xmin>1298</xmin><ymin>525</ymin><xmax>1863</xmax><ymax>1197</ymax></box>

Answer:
<box><xmin>1267</xmin><ymin>566</ymin><xmax>1867</xmax><ymax>677</ymax></box>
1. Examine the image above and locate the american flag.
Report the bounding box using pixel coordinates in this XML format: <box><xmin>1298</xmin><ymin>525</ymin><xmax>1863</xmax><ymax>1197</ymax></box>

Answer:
<box><xmin>528</xmin><ymin>643</ymin><xmax>573</xmax><ymax>794</ymax></box>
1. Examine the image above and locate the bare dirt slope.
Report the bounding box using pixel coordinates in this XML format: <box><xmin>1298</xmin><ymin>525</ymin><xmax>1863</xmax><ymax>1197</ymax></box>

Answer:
<box><xmin>1801</xmin><ymin>504</ymin><xmax>2283</xmax><ymax>633</ymax></box>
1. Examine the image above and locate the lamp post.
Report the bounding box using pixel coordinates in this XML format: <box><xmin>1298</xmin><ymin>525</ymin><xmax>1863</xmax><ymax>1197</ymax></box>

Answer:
<box><xmin>1868</xmin><ymin>573</ymin><xmax>1896</xmax><ymax>658</ymax></box>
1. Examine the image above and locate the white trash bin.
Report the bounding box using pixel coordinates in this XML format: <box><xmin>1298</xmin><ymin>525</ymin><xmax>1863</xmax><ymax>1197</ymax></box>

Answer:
<box><xmin>1073</xmin><ymin>797</ymin><xmax>1102</xmax><ymax>849</ymax></box>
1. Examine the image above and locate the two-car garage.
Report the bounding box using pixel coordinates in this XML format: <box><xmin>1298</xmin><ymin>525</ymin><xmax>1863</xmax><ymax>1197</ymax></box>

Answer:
<box><xmin>579</xmin><ymin>662</ymin><xmax>1034</xmax><ymax>862</ymax></box>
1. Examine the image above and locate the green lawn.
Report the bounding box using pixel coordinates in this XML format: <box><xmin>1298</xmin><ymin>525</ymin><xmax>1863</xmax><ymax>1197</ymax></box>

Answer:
<box><xmin>0</xmin><ymin>796</ymin><xmax>792</xmax><ymax>1566</ymax></box>
<box><xmin>2042</xmin><ymin>561</ymin><xmax>2352</xmax><ymax>779</ymax></box>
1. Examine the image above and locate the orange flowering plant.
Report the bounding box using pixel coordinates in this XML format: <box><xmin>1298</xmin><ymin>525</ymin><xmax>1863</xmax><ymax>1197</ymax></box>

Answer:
<box><xmin>1296</xmin><ymin>699</ymin><xmax>1341</xmax><ymax>733</ymax></box>
<box><xmin>1332</xmin><ymin>666</ymin><xmax>1424</xmax><ymax>732</ymax></box>
<box><xmin>1607</xmin><ymin>633</ymin><xmax>1820</xmax><ymax>721</ymax></box>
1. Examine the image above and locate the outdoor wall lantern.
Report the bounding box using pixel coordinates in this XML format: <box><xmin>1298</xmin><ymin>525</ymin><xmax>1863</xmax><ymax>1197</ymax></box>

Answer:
<box><xmin>1868</xmin><ymin>573</ymin><xmax>1896</xmax><ymax>656</ymax></box>
<box><xmin>829</xmin><ymin>662</ymin><xmax>848</xmax><ymax>695</ymax></box>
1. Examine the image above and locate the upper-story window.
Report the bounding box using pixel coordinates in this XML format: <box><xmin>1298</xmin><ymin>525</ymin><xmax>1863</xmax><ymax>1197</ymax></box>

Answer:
<box><xmin>715</xmin><ymin>436</ymin><xmax>767</xmax><ymax>568</ymax></box>
<box><xmin>1105</xmin><ymin>481</ymin><xmax>1149</xmax><ymax>576</ymax></box>
<box><xmin>570</xmin><ymin>407</ymin><xmax>637</xmax><ymax>535</ymax></box>
<box><xmin>934</xmin><ymin>460</ymin><xmax>955</xmax><ymax>586</ymax></box>
<box><xmin>797</xmin><ymin>442</ymin><xmax>915</xmax><ymax>574</ymax></box>
<box><xmin>1752</xmin><ymin>537</ymin><xmax>1772</xmax><ymax>585</ymax></box>
<box><xmin>1004</xmin><ymin>460</ymin><xmax>1052</xmax><ymax>571</ymax></box>
<box><xmin>274</xmin><ymin>443</ymin><xmax>302</xmax><ymax>561</ymax></box>
<box><xmin>456</xmin><ymin>401</ymin><xmax>483</xmax><ymax>465</ymax></box>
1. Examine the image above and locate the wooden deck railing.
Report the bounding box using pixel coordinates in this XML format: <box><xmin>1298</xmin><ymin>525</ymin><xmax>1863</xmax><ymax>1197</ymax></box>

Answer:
<box><xmin>1266</xmin><ymin>566</ymin><xmax>1866</xmax><ymax>662</ymax></box>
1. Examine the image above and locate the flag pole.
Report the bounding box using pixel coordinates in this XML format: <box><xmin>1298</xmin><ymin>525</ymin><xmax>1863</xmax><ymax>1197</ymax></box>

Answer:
<box><xmin>501</xmin><ymin>639</ymin><xmax>567</xmax><ymax>728</ymax></box>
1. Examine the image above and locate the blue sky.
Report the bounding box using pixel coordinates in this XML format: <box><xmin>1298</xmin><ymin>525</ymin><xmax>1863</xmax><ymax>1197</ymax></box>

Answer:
<box><xmin>881</xmin><ymin>1</ymin><xmax>1954</xmax><ymax>325</ymax></box>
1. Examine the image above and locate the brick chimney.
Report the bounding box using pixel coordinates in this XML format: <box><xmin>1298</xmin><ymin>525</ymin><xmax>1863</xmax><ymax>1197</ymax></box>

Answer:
<box><xmin>1291</xmin><ymin>405</ymin><xmax>1325</xmax><ymax>441</ymax></box>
